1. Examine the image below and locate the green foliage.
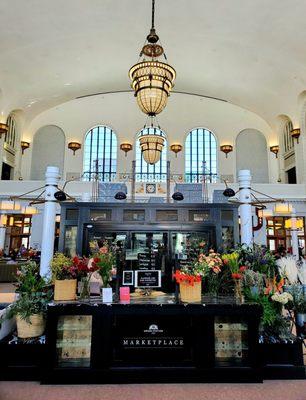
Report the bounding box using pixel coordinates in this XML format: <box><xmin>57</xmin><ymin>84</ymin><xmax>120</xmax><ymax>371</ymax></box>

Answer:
<box><xmin>6</xmin><ymin>291</ymin><xmax>51</xmax><ymax>323</ymax></box>
<box><xmin>2</xmin><ymin>262</ymin><xmax>52</xmax><ymax>323</ymax></box>
<box><xmin>50</xmin><ymin>253</ymin><xmax>73</xmax><ymax>281</ymax></box>
<box><xmin>236</xmin><ymin>244</ymin><xmax>277</xmax><ymax>278</ymax></box>
<box><xmin>286</xmin><ymin>285</ymin><xmax>306</xmax><ymax>313</ymax></box>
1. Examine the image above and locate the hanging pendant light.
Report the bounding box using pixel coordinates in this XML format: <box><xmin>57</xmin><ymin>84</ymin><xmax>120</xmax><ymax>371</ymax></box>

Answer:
<box><xmin>139</xmin><ymin>118</ymin><xmax>165</xmax><ymax>165</ymax></box>
<box><xmin>129</xmin><ymin>0</ymin><xmax>176</xmax><ymax>116</ymax></box>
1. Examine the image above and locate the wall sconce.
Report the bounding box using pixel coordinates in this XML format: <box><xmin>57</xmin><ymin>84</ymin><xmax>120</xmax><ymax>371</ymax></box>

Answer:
<box><xmin>269</xmin><ymin>145</ymin><xmax>279</xmax><ymax>158</ymax></box>
<box><xmin>170</xmin><ymin>144</ymin><xmax>183</xmax><ymax>157</ymax></box>
<box><xmin>120</xmin><ymin>143</ymin><xmax>133</xmax><ymax>157</ymax></box>
<box><xmin>220</xmin><ymin>144</ymin><xmax>233</xmax><ymax>158</ymax></box>
<box><xmin>0</xmin><ymin>123</ymin><xmax>8</xmax><ymax>139</ymax></box>
<box><xmin>290</xmin><ymin>128</ymin><xmax>300</xmax><ymax>143</ymax></box>
<box><xmin>68</xmin><ymin>141</ymin><xmax>81</xmax><ymax>155</ymax></box>
<box><xmin>21</xmin><ymin>141</ymin><xmax>30</xmax><ymax>154</ymax></box>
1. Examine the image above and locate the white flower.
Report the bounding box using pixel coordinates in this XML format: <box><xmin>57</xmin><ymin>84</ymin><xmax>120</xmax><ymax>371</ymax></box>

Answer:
<box><xmin>271</xmin><ymin>292</ymin><xmax>293</xmax><ymax>305</ymax></box>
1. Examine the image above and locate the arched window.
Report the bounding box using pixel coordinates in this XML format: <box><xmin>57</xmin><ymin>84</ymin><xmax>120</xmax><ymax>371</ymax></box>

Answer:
<box><xmin>135</xmin><ymin>127</ymin><xmax>167</xmax><ymax>182</ymax></box>
<box><xmin>185</xmin><ymin>128</ymin><xmax>217</xmax><ymax>182</ymax></box>
<box><xmin>5</xmin><ymin>114</ymin><xmax>17</xmax><ymax>149</ymax></box>
<box><xmin>283</xmin><ymin>120</ymin><xmax>294</xmax><ymax>153</ymax></box>
<box><xmin>83</xmin><ymin>126</ymin><xmax>117</xmax><ymax>181</ymax></box>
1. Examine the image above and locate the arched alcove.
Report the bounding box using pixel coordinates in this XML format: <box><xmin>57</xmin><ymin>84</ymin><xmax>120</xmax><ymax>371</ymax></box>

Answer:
<box><xmin>236</xmin><ymin>129</ymin><xmax>268</xmax><ymax>183</ymax></box>
<box><xmin>30</xmin><ymin>125</ymin><xmax>65</xmax><ymax>180</ymax></box>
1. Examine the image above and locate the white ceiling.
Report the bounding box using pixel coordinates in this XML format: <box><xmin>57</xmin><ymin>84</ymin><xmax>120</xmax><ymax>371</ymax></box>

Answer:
<box><xmin>1</xmin><ymin>0</ymin><xmax>306</xmax><ymax>126</ymax></box>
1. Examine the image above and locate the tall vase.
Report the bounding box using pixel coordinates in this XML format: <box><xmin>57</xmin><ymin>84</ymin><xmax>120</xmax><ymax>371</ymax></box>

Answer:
<box><xmin>234</xmin><ymin>279</ymin><xmax>243</xmax><ymax>302</ymax></box>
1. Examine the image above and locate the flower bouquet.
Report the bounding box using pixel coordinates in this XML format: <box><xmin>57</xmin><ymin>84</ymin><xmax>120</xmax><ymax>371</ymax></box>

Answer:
<box><xmin>92</xmin><ymin>243</ymin><xmax>115</xmax><ymax>289</ymax></box>
<box><xmin>51</xmin><ymin>253</ymin><xmax>79</xmax><ymax>301</ymax></box>
<box><xmin>198</xmin><ymin>250</ymin><xmax>223</xmax><ymax>295</ymax></box>
<box><xmin>222</xmin><ymin>252</ymin><xmax>246</xmax><ymax>302</ymax></box>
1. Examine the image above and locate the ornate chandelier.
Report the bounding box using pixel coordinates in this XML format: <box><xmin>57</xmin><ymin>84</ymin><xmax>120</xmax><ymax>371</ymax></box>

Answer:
<box><xmin>129</xmin><ymin>0</ymin><xmax>176</xmax><ymax>117</ymax></box>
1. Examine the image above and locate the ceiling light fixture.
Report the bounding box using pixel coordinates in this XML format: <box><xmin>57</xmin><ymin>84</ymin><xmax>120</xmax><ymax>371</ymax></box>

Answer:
<box><xmin>129</xmin><ymin>0</ymin><xmax>176</xmax><ymax>116</ymax></box>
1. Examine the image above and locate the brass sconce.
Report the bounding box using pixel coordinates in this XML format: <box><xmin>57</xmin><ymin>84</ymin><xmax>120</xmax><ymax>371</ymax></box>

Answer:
<box><xmin>68</xmin><ymin>141</ymin><xmax>81</xmax><ymax>155</ymax></box>
<box><xmin>170</xmin><ymin>144</ymin><xmax>182</xmax><ymax>157</ymax></box>
<box><xmin>290</xmin><ymin>128</ymin><xmax>300</xmax><ymax>143</ymax></box>
<box><xmin>120</xmin><ymin>143</ymin><xmax>133</xmax><ymax>157</ymax></box>
<box><xmin>0</xmin><ymin>123</ymin><xmax>8</xmax><ymax>139</ymax></box>
<box><xmin>21</xmin><ymin>141</ymin><xmax>30</xmax><ymax>154</ymax></box>
<box><xmin>220</xmin><ymin>144</ymin><xmax>233</xmax><ymax>158</ymax></box>
<box><xmin>269</xmin><ymin>145</ymin><xmax>279</xmax><ymax>158</ymax></box>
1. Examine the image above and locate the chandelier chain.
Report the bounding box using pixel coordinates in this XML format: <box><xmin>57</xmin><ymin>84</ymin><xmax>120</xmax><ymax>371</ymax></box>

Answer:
<box><xmin>151</xmin><ymin>0</ymin><xmax>155</xmax><ymax>29</ymax></box>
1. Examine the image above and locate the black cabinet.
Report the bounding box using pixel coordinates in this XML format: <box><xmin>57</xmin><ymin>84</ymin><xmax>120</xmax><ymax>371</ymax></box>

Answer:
<box><xmin>43</xmin><ymin>298</ymin><xmax>262</xmax><ymax>383</ymax></box>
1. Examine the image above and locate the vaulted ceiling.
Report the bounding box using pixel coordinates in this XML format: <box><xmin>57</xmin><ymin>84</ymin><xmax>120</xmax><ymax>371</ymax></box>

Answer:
<box><xmin>1</xmin><ymin>0</ymin><xmax>306</xmax><ymax>127</ymax></box>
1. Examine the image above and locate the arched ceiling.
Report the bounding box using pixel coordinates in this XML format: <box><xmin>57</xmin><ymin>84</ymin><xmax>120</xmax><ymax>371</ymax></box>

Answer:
<box><xmin>1</xmin><ymin>0</ymin><xmax>306</xmax><ymax>127</ymax></box>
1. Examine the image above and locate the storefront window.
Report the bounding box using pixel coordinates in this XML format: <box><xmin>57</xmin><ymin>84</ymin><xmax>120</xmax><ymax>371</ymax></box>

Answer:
<box><xmin>266</xmin><ymin>216</ymin><xmax>305</xmax><ymax>254</ymax></box>
<box><xmin>64</xmin><ymin>226</ymin><xmax>78</xmax><ymax>257</ymax></box>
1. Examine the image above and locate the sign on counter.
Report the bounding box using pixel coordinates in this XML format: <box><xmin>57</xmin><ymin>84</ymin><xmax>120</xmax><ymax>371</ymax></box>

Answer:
<box><xmin>135</xmin><ymin>270</ymin><xmax>161</xmax><ymax>288</ymax></box>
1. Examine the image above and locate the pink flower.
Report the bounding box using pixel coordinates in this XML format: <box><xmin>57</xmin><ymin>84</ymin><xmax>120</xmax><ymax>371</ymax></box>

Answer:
<box><xmin>99</xmin><ymin>246</ymin><xmax>108</xmax><ymax>254</ymax></box>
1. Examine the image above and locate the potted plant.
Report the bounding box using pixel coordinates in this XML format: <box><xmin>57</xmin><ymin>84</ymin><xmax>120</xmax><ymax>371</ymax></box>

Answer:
<box><xmin>173</xmin><ymin>254</ymin><xmax>207</xmax><ymax>302</ymax></box>
<box><xmin>51</xmin><ymin>253</ymin><xmax>78</xmax><ymax>301</ymax></box>
<box><xmin>5</xmin><ymin>262</ymin><xmax>51</xmax><ymax>339</ymax></box>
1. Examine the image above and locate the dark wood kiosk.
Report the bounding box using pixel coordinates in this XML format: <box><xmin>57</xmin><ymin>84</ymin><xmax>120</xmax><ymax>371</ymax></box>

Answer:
<box><xmin>44</xmin><ymin>296</ymin><xmax>262</xmax><ymax>384</ymax></box>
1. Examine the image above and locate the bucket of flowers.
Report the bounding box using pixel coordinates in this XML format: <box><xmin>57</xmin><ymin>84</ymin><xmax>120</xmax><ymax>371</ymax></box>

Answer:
<box><xmin>173</xmin><ymin>254</ymin><xmax>208</xmax><ymax>302</ymax></box>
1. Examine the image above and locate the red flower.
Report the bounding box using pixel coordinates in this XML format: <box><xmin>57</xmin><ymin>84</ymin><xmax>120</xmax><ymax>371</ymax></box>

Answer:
<box><xmin>239</xmin><ymin>266</ymin><xmax>247</xmax><ymax>272</ymax></box>
<box><xmin>223</xmin><ymin>259</ymin><xmax>229</xmax><ymax>265</ymax></box>
<box><xmin>232</xmin><ymin>273</ymin><xmax>242</xmax><ymax>280</ymax></box>
<box><xmin>93</xmin><ymin>257</ymin><xmax>100</xmax><ymax>263</ymax></box>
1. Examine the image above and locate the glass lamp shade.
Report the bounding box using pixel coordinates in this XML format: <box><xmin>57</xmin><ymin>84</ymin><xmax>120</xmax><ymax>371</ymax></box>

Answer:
<box><xmin>0</xmin><ymin>201</ymin><xmax>21</xmax><ymax>211</ymax></box>
<box><xmin>274</xmin><ymin>203</ymin><xmax>293</xmax><ymax>214</ymax></box>
<box><xmin>21</xmin><ymin>206</ymin><xmax>39</xmax><ymax>215</ymax></box>
<box><xmin>129</xmin><ymin>61</ymin><xmax>176</xmax><ymax>116</ymax></box>
<box><xmin>139</xmin><ymin>134</ymin><xmax>165</xmax><ymax>165</ymax></box>
<box><xmin>258</xmin><ymin>209</ymin><xmax>274</xmax><ymax>218</ymax></box>
<box><xmin>285</xmin><ymin>218</ymin><xmax>303</xmax><ymax>230</ymax></box>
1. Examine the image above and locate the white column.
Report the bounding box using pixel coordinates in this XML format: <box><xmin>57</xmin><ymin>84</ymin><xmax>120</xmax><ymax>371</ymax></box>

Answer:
<box><xmin>290</xmin><ymin>209</ymin><xmax>299</xmax><ymax>260</ymax></box>
<box><xmin>40</xmin><ymin>166</ymin><xmax>60</xmax><ymax>277</ymax></box>
<box><xmin>238</xmin><ymin>169</ymin><xmax>253</xmax><ymax>246</ymax></box>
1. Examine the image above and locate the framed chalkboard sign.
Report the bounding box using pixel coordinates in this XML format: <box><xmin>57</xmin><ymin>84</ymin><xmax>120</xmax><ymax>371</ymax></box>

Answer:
<box><xmin>135</xmin><ymin>270</ymin><xmax>161</xmax><ymax>288</ymax></box>
<box><xmin>123</xmin><ymin>271</ymin><xmax>134</xmax><ymax>286</ymax></box>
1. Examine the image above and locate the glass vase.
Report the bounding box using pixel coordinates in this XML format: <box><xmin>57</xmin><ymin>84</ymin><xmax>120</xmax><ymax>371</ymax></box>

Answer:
<box><xmin>234</xmin><ymin>279</ymin><xmax>243</xmax><ymax>303</ymax></box>
<box><xmin>79</xmin><ymin>276</ymin><xmax>91</xmax><ymax>301</ymax></box>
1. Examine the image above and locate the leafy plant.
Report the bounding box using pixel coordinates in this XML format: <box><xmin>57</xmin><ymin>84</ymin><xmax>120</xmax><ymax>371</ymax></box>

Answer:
<box><xmin>236</xmin><ymin>244</ymin><xmax>277</xmax><ymax>278</ymax></box>
<box><xmin>2</xmin><ymin>262</ymin><xmax>52</xmax><ymax>323</ymax></box>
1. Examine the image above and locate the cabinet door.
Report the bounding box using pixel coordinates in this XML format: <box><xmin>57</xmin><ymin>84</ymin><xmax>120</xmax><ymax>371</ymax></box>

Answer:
<box><xmin>56</xmin><ymin>315</ymin><xmax>93</xmax><ymax>368</ymax></box>
<box><xmin>214</xmin><ymin>316</ymin><xmax>249</xmax><ymax>367</ymax></box>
